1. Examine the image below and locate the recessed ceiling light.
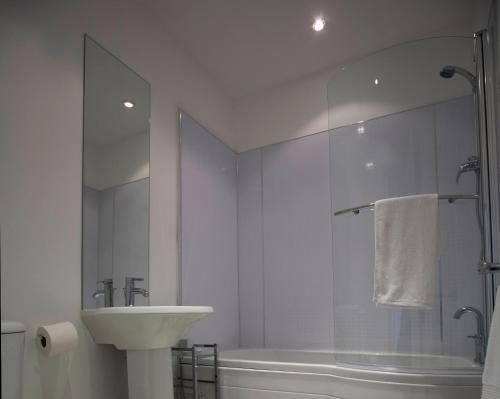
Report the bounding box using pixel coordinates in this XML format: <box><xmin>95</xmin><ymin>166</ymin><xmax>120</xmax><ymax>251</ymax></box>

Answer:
<box><xmin>312</xmin><ymin>17</ymin><xmax>325</xmax><ymax>32</ymax></box>
<box><xmin>374</xmin><ymin>78</ymin><xmax>379</xmax><ymax>85</ymax></box>
<box><xmin>122</xmin><ymin>100</ymin><xmax>135</xmax><ymax>109</ymax></box>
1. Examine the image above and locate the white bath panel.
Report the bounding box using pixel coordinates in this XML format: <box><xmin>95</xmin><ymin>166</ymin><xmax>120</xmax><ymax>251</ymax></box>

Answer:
<box><xmin>220</xmin><ymin>386</ymin><xmax>333</xmax><ymax>399</ymax></box>
<box><xmin>217</xmin><ymin>349</ymin><xmax>481</xmax><ymax>399</ymax></box>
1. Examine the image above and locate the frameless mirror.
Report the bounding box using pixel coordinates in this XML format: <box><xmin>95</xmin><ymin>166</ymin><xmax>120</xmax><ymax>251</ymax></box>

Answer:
<box><xmin>82</xmin><ymin>36</ymin><xmax>150</xmax><ymax>309</ymax></box>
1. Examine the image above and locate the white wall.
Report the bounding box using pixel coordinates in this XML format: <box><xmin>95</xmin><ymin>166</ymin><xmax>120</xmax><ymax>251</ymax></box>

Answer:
<box><xmin>180</xmin><ymin>114</ymin><xmax>239</xmax><ymax>349</ymax></box>
<box><xmin>234</xmin><ymin>68</ymin><xmax>332</xmax><ymax>152</ymax></box>
<box><xmin>233</xmin><ymin>38</ymin><xmax>475</xmax><ymax>152</ymax></box>
<box><xmin>0</xmin><ymin>0</ymin><xmax>234</xmax><ymax>398</ymax></box>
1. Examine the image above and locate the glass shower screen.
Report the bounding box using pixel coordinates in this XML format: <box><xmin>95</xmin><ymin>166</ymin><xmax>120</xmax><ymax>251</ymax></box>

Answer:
<box><xmin>328</xmin><ymin>37</ymin><xmax>484</xmax><ymax>372</ymax></box>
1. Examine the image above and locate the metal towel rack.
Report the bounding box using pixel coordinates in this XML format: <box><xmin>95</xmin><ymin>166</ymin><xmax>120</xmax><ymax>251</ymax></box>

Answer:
<box><xmin>334</xmin><ymin>194</ymin><xmax>500</xmax><ymax>274</ymax></box>
<box><xmin>333</xmin><ymin>194</ymin><xmax>479</xmax><ymax>216</ymax></box>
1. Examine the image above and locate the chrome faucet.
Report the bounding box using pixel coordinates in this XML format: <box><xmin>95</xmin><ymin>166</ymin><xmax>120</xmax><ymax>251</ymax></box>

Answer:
<box><xmin>456</xmin><ymin>156</ymin><xmax>480</xmax><ymax>184</ymax></box>
<box><xmin>92</xmin><ymin>279</ymin><xmax>115</xmax><ymax>307</ymax></box>
<box><xmin>453</xmin><ymin>306</ymin><xmax>486</xmax><ymax>365</ymax></box>
<box><xmin>124</xmin><ymin>277</ymin><xmax>149</xmax><ymax>306</ymax></box>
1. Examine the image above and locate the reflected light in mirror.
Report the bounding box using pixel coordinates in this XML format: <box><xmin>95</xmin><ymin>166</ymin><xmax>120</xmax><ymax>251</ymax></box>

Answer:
<box><xmin>122</xmin><ymin>100</ymin><xmax>135</xmax><ymax>108</ymax></box>
<box><xmin>312</xmin><ymin>17</ymin><xmax>325</xmax><ymax>32</ymax></box>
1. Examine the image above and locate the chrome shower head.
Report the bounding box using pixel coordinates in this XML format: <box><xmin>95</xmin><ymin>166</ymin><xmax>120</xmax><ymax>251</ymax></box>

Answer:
<box><xmin>439</xmin><ymin>65</ymin><xmax>477</xmax><ymax>89</ymax></box>
<box><xmin>440</xmin><ymin>66</ymin><xmax>456</xmax><ymax>79</ymax></box>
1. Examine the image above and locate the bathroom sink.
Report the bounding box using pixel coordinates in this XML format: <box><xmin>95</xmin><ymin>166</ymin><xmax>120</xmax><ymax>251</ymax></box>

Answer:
<box><xmin>81</xmin><ymin>306</ymin><xmax>213</xmax><ymax>350</ymax></box>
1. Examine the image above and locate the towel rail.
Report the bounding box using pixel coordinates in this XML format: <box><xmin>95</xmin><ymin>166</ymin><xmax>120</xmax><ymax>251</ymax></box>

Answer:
<box><xmin>333</xmin><ymin>194</ymin><xmax>480</xmax><ymax>216</ymax></box>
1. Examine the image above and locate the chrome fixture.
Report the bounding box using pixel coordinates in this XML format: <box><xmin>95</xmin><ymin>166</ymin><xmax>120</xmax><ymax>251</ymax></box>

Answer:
<box><xmin>333</xmin><ymin>194</ymin><xmax>478</xmax><ymax>216</ymax></box>
<box><xmin>92</xmin><ymin>279</ymin><xmax>115</xmax><ymax>307</ymax></box>
<box><xmin>453</xmin><ymin>307</ymin><xmax>486</xmax><ymax>365</ymax></box>
<box><xmin>478</xmin><ymin>260</ymin><xmax>500</xmax><ymax>274</ymax></box>
<box><xmin>440</xmin><ymin>61</ymin><xmax>495</xmax><ymax>282</ymax></box>
<box><xmin>455</xmin><ymin>154</ymin><xmax>485</xmax><ymax>262</ymax></box>
<box><xmin>124</xmin><ymin>277</ymin><xmax>149</xmax><ymax>306</ymax></box>
<box><xmin>439</xmin><ymin>65</ymin><xmax>477</xmax><ymax>89</ymax></box>
<box><xmin>456</xmin><ymin>156</ymin><xmax>480</xmax><ymax>184</ymax></box>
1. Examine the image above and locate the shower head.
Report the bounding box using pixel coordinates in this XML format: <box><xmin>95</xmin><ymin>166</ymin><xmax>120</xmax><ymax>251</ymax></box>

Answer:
<box><xmin>440</xmin><ymin>66</ymin><xmax>456</xmax><ymax>79</ymax></box>
<box><xmin>439</xmin><ymin>65</ymin><xmax>477</xmax><ymax>89</ymax></box>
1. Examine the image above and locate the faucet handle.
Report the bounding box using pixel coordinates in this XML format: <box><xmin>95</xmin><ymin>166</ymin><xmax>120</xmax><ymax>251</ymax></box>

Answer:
<box><xmin>92</xmin><ymin>290</ymin><xmax>104</xmax><ymax>299</ymax></box>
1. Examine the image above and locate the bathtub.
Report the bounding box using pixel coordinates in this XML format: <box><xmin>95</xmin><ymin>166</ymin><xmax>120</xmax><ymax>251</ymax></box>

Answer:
<box><xmin>212</xmin><ymin>349</ymin><xmax>482</xmax><ymax>399</ymax></box>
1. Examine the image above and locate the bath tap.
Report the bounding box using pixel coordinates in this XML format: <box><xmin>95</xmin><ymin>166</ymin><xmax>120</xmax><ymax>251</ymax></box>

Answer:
<box><xmin>124</xmin><ymin>277</ymin><xmax>149</xmax><ymax>306</ymax></box>
<box><xmin>456</xmin><ymin>156</ymin><xmax>480</xmax><ymax>184</ymax></box>
<box><xmin>453</xmin><ymin>306</ymin><xmax>486</xmax><ymax>365</ymax></box>
<box><xmin>92</xmin><ymin>278</ymin><xmax>115</xmax><ymax>307</ymax></box>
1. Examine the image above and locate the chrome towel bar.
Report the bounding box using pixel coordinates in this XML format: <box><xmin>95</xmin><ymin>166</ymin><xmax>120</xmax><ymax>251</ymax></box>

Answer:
<box><xmin>333</xmin><ymin>194</ymin><xmax>480</xmax><ymax>216</ymax></box>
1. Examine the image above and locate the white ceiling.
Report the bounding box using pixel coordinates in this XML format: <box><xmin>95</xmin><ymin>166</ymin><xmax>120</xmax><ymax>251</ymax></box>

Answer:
<box><xmin>145</xmin><ymin>0</ymin><xmax>488</xmax><ymax>99</ymax></box>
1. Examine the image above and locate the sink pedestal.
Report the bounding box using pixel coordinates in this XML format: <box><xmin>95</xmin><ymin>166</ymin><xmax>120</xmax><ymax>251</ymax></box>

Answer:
<box><xmin>127</xmin><ymin>349</ymin><xmax>174</xmax><ymax>399</ymax></box>
<box><xmin>81</xmin><ymin>306</ymin><xmax>213</xmax><ymax>399</ymax></box>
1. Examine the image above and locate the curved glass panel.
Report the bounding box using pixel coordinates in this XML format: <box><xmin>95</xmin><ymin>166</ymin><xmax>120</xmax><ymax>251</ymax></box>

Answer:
<box><xmin>328</xmin><ymin>37</ymin><xmax>483</xmax><ymax>373</ymax></box>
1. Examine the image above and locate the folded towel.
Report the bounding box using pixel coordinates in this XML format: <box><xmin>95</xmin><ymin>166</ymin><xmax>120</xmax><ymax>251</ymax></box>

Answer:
<box><xmin>373</xmin><ymin>194</ymin><xmax>439</xmax><ymax>308</ymax></box>
<box><xmin>482</xmin><ymin>288</ymin><xmax>500</xmax><ymax>399</ymax></box>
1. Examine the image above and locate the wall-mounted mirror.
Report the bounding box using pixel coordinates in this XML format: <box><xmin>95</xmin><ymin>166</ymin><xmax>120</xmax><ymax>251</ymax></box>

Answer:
<box><xmin>82</xmin><ymin>36</ymin><xmax>150</xmax><ymax>309</ymax></box>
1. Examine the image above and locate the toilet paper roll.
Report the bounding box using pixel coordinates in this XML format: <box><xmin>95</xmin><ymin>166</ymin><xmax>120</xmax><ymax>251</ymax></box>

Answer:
<box><xmin>36</xmin><ymin>322</ymin><xmax>78</xmax><ymax>357</ymax></box>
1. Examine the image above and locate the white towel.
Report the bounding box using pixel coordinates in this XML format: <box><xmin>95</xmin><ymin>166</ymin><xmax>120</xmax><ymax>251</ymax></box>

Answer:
<box><xmin>482</xmin><ymin>288</ymin><xmax>500</xmax><ymax>399</ymax></box>
<box><xmin>373</xmin><ymin>194</ymin><xmax>439</xmax><ymax>308</ymax></box>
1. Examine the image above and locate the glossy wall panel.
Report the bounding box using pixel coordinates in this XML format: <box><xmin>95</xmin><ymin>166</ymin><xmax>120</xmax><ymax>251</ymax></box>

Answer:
<box><xmin>237</xmin><ymin>149</ymin><xmax>265</xmax><ymax>347</ymax></box>
<box><xmin>330</xmin><ymin>96</ymin><xmax>482</xmax><ymax>357</ymax></box>
<box><xmin>330</xmin><ymin>106</ymin><xmax>437</xmax><ymax>212</ymax></box>
<box><xmin>330</xmin><ymin>105</ymin><xmax>441</xmax><ymax>354</ymax></box>
<box><xmin>435</xmin><ymin>96</ymin><xmax>483</xmax><ymax>358</ymax></box>
<box><xmin>181</xmin><ymin>113</ymin><xmax>239</xmax><ymax>349</ymax></box>
<box><xmin>262</xmin><ymin>133</ymin><xmax>334</xmax><ymax>348</ymax></box>
<box><xmin>182</xmin><ymin>96</ymin><xmax>481</xmax><ymax>356</ymax></box>
<box><xmin>235</xmin><ymin>95</ymin><xmax>482</xmax><ymax>359</ymax></box>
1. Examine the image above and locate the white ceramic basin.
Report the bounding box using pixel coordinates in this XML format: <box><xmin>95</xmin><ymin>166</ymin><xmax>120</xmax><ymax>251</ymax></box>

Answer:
<box><xmin>81</xmin><ymin>306</ymin><xmax>213</xmax><ymax>350</ymax></box>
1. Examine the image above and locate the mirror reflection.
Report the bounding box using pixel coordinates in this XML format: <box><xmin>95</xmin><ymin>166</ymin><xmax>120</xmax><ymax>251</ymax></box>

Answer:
<box><xmin>82</xmin><ymin>36</ymin><xmax>150</xmax><ymax>309</ymax></box>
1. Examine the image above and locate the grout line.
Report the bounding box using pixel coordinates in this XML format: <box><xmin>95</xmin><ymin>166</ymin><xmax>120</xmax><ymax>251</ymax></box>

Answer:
<box><xmin>236</xmin><ymin>154</ymin><xmax>242</xmax><ymax>348</ymax></box>
<box><xmin>432</xmin><ymin>105</ymin><xmax>445</xmax><ymax>350</ymax></box>
<box><xmin>328</xmin><ymin>132</ymin><xmax>336</xmax><ymax>350</ymax></box>
<box><xmin>260</xmin><ymin>148</ymin><xmax>266</xmax><ymax>348</ymax></box>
